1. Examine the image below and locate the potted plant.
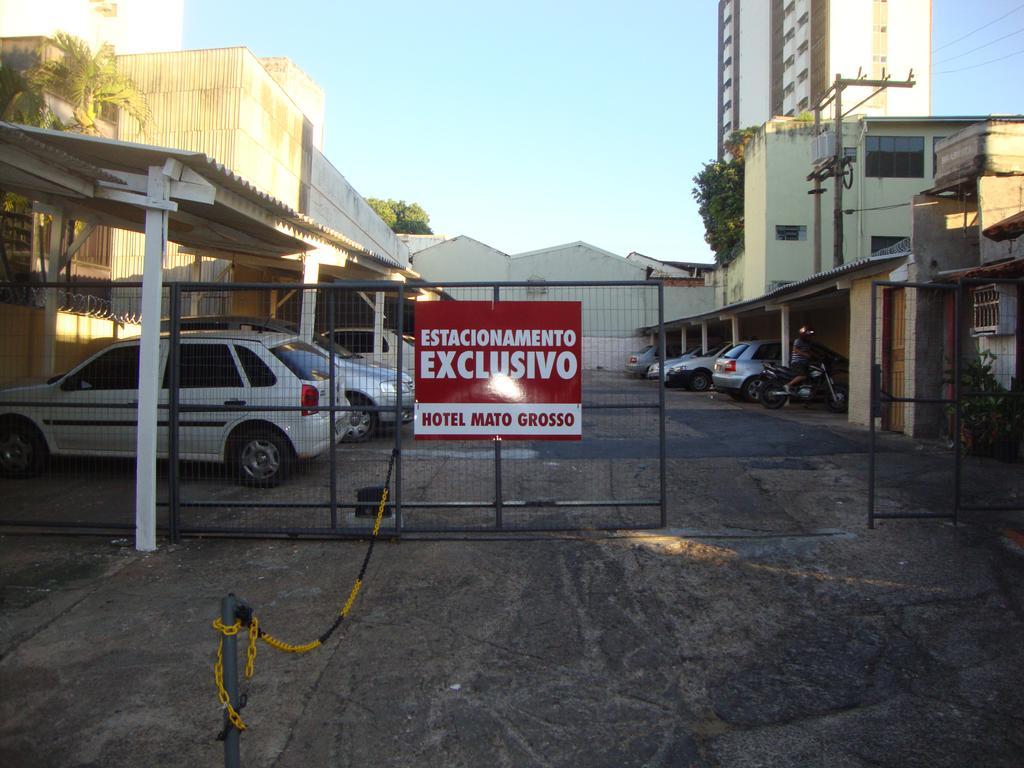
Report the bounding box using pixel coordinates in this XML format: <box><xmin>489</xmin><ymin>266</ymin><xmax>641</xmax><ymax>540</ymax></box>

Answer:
<box><xmin>993</xmin><ymin>377</ymin><xmax>1024</xmax><ymax>463</ymax></box>
<box><xmin>957</xmin><ymin>352</ymin><xmax>1002</xmax><ymax>458</ymax></box>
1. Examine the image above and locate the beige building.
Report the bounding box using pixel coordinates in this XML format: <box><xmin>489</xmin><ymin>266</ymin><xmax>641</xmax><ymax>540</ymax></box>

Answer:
<box><xmin>720</xmin><ymin>115</ymin><xmax>984</xmax><ymax>305</ymax></box>
<box><xmin>718</xmin><ymin>0</ymin><xmax>932</xmax><ymax>156</ymax></box>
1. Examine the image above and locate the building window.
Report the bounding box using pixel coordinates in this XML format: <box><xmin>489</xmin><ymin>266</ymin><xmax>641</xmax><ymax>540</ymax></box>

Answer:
<box><xmin>723</xmin><ymin>55</ymin><xmax>732</xmax><ymax>67</ymax></box>
<box><xmin>798</xmin><ymin>97</ymin><xmax>809</xmax><ymax>111</ymax></box>
<box><xmin>971</xmin><ymin>284</ymin><xmax>1002</xmax><ymax>335</ymax></box>
<box><xmin>871</xmin><ymin>235</ymin><xmax>905</xmax><ymax>253</ymax></box>
<box><xmin>866</xmin><ymin>136</ymin><xmax>924</xmax><ymax>178</ymax></box>
<box><xmin>798</xmin><ymin>12</ymin><xmax>809</xmax><ymax>25</ymax></box>
<box><xmin>776</xmin><ymin>225</ymin><xmax>807</xmax><ymax>241</ymax></box>
<box><xmin>797</xmin><ymin>68</ymin><xmax>808</xmax><ymax>83</ymax></box>
<box><xmin>798</xmin><ymin>40</ymin><xmax>809</xmax><ymax>54</ymax></box>
<box><xmin>723</xmin><ymin>35</ymin><xmax>732</xmax><ymax>47</ymax></box>
<box><xmin>844</xmin><ymin>147</ymin><xmax>858</xmax><ymax>161</ymax></box>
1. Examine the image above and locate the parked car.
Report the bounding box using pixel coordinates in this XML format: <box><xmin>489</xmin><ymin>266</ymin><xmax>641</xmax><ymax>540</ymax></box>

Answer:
<box><xmin>163</xmin><ymin>316</ymin><xmax>414</xmax><ymax>441</ymax></box>
<box><xmin>322</xmin><ymin>327</ymin><xmax>416</xmax><ymax>374</ymax></box>
<box><xmin>626</xmin><ymin>343</ymin><xmax>681</xmax><ymax>377</ymax></box>
<box><xmin>664</xmin><ymin>342</ymin><xmax>735</xmax><ymax>391</ymax></box>
<box><xmin>0</xmin><ymin>331</ymin><xmax>347</xmax><ymax>486</ymax></box>
<box><xmin>645</xmin><ymin>345</ymin><xmax>705</xmax><ymax>380</ymax></box>
<box><xmin>712</xmin><ymin>339</ymin><xmax>783</xmax><ymax>401</ymax></box>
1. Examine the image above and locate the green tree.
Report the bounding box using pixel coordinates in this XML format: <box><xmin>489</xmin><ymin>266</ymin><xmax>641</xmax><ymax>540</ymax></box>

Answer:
<box><xmin>691</xmin><ymin>127</ymin><xmax>757</xmax><ymax>264</ymax></box>
<box><xmin>0</xmin><ymin>64</ymin><xmax>48</xmax><ymax>126</ymax></box>
<box><xmin>31</xmin><ymin>32</ymin><xmax>149</xmax><ymax>135</ymax></box>
<box><xmin>367</xmin><ymin>198</ymin><xmax>434</xmax><ymax>235</ymax></box>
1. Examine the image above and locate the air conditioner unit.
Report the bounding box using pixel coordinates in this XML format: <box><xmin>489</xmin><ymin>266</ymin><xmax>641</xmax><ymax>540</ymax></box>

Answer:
<box><xmin>811</xmin><ymin>131</ymin><xmax>835</xmax><ymax>167</ymax></box>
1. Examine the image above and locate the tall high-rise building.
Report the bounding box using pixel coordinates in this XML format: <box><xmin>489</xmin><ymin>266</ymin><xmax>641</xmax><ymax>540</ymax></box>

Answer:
<box><xmin>717</xmin><ymin>0</ymin><xmax>932</xmax><ymax>157</ymax></box>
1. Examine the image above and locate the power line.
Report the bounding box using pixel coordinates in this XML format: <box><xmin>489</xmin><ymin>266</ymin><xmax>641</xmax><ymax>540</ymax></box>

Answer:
<box><xmin>933</xmin><ymin>25</ymin><xmax>1024</xmax><ymax>64</ymax></box>
<box><xmin>932</xmin><ymin>2</ymin><xmax>1024</xmax><ymax>53</ymax></box>
<box><xmin>935</xmin><ymin>47</ymin><xmax>1024</xmax><ymax>74</ymax></box>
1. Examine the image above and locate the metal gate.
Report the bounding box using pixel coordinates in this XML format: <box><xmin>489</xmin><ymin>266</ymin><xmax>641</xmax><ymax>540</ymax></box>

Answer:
<box><xmin>0</xmin><ymin>279</ymin><xmax>667</xmax><ymax>537</ymax></box>
<box><xmin>868</xmin><ymin>277</ymin><xmax>1023</xmax><ymax>527</ymax></box>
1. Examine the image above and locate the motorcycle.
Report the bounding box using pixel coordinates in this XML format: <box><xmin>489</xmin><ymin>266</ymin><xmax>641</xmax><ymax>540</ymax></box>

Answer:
<box><xmin>759</xmin><ymin>354</ymin><xmax>849</xmax><ymax>413</ymax></box>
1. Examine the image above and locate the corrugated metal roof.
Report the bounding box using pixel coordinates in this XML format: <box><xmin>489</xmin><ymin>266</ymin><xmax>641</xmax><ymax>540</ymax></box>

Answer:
<box><xmin>656</xmin><ymin>251</ymin><xmax>909</xmax><ymax>330</ymax></box>
<box><xmin>4</xmin><ymin>123</ymin><xmax>401</xmax><ymax>269</ymax></box>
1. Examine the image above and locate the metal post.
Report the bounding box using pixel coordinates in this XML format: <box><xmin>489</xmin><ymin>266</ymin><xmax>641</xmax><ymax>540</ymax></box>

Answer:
<box><xmin>493</xmin><ymin>284</ymin><xmax>503</xmax><ymax>530</ymax></box>
<box><xmin>868</xmin><ymin>283</ymin><xmax>878</xmax><ymax>529</ymax></box>
<box><xmin>168</xmin><ymin>283</ymin><xmax>181</xmax><ymax>543</ymax></box>
<box><xmin>833</xmin><ymin>74</ymin><xmax>844</xmax><ymax>269</ymax></box>
<box><xmin>220</xmin><ymin>593</ymin><xmax>241</xmax><ymax>768</ymax></box>
<box><xmin>658</xmin><ymin>282</ymin><xmax>667</xmax><ymax>528</ymax></box>
<box><xmin>953</xmin><ymin>283</ymin><xmax>962</xmax><ymax>525</ymax></box>
<box><xmin>394</xmin><ymin>283</ymin><xmax>404</xmax><ymax>536</ymax></box>
<box><xmin>327</xmin><ymin>287</ymin><xmax>337</xmax><ymax>530</ymax></box>
<box><xmin>812</xmin><ymin>106</ymin><xmax>822</xmax><ymax>275</ymax></box>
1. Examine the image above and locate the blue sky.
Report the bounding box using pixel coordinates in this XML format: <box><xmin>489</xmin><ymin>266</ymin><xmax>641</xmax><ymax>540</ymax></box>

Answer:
<box><xmin>183</xmin><ymin>0</ymin><xmax>1024</xmax><ymax>263</ymax></box>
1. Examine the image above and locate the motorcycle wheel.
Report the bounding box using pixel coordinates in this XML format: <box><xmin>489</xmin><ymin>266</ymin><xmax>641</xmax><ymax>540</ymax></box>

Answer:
<box><xmin>760</xmin><ymin>387</ymin><xmax>788</xmax><ymax>410</ymax></box>
<box><xmin>826</xmin><ymin>384</ymin><xmax>849</xmax><ymax>413</ymax></box>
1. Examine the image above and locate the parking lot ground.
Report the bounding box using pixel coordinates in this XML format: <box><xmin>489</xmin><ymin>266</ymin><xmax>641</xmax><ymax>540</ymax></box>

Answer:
<box><xmin>2</xmin><ymin>375</ymin><xmax>1024</xmax><ymax>767</ymax></box>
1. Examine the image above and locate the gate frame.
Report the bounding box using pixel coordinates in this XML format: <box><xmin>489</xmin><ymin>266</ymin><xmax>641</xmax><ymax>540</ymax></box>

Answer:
<box><xmin>163</xmin><ymin>279</ymin><xmax>667</xmax><ymax>540</ymax></box>
<box><xmin>868</xmin><ymin>277</ymin><xmax>1024</xmax><ymax>527</ymax></box>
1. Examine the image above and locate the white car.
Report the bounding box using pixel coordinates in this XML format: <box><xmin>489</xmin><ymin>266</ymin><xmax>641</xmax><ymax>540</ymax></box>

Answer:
<box><xmin>0</xmin><ymin>331</ymin><xmax>350</xmax><ymax>486</ymax></box>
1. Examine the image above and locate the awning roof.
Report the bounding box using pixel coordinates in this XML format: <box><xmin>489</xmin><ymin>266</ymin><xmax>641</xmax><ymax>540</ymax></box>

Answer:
<box><xmin>648</xmin><ymin>251</ymin><xmax>908</xmax><ymax>332</ymax></box>
<box><xmin>983</xmin><ymin>209</ymin><xmax>1024</xmax><ymax>242</ymax></box>
<box><xmin>0</xmin><ymin>122</ymin><xmax>397</xmax><ymax>268</ymax></box>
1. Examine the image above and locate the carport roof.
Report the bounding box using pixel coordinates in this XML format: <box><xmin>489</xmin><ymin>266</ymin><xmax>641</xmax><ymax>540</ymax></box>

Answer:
<box><xmin>648</xmin><ymin>251</ymin><xmax>908</xmax><ymax>332</ymax></box>
<box><xmin>0</xmin><ymin>122</ymin><xmax>398</xmax><ymax>268</ymax></box>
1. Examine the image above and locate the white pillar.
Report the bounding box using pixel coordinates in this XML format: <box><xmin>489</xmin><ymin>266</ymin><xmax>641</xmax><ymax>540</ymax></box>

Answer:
<box><xmin>299</xmin><ymin>253</ymin><xmax>320</xmax><ymax>343</ymax></box>
<box><xmin>780</xmin><ymin>304</ymin><xmax>791</xmax><ymax>364</ymax></box>
<box><xmin>730</xmin><ymin>316</ymin><xmax>740</xmax><ymax>345</ymax></box>
<box><xmin>135</xmin><ymin>166</ymin><xmax>170</xmax><ymax>553</ymax></box>
<box><xmin>373</xmin><ymin>291</ymin><xmax>384</xmax><ymax>356</ymax></box>
<box><xmin>680</xmin><ymin>327</ymin><xmax>687</xmax><ymax>351</ymax></box>
<box><xmin>189</xmin><ymin>252</ymin><xmax>202</xmax><ymax>317</ymax></box>
<box><xmin>42</xmin><ymin>209</ymin><xmax>64</xmax><ymax>375</ymax></box>
<box><xmin>701</xmin><ymin>322</ymin><xmax>709</xmax><ymax>353</ymax></box>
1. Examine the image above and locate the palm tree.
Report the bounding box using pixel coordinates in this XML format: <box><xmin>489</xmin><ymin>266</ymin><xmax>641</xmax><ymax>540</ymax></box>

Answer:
<box><xmin>31</xmin><ymin>32</ymin><xmax>149</xmax><ymax>135</ymax></box>
<box><xmin>0</xmin><ymin>64</ymin><xmax>49</xmax><ymax>126</ymax></box>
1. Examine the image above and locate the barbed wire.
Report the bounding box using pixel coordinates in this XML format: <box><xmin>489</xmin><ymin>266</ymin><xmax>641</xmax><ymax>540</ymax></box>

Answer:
<box><xmin>0</xmin><ymin>285</ymin><xmax>143</xmax><ymax>325</ymax></box>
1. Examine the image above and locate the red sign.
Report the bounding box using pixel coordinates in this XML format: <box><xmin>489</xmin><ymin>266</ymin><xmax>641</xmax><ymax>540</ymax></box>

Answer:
<box><xmin>415</xmin><ymin>301</ymin><xmax>582</xmax><ymax>440</ymax></box>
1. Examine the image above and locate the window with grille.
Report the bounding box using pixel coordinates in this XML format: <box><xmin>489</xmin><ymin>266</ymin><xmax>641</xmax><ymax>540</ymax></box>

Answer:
<box><xmin>971</xmin><ymin>285</ymin><xmax>1000</xmax><ymax>336</ymax></box>
<box><xmin>775</xmin><ymin>225</ymin><xmax>807</xmax><ymax>241</ymax></box>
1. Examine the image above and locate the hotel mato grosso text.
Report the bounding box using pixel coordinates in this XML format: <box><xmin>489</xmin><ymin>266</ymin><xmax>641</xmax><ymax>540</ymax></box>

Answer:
<box><xmin>414</xmin><ymin>301</ymin><xmax>582</xmax><ymax>440</ymax></box>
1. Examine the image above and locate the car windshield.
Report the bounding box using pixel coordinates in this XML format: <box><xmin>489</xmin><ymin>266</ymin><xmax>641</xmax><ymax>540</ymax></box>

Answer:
<box><xmin>315</xmin><ymin>339</ymin><xmax>359</xmax><ymax>360</ymax></box>
<box><xmin>272</xmin><ymin>341</ymin><xmax>331</xmax><ymax>381</ymax></box>
<box><xmin>722</xmin><ymin>344</ymin><xmax>749</xmax><ymax>359</ymax></box>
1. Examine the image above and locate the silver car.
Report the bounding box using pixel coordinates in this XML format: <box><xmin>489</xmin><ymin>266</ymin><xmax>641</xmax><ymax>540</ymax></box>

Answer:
<box><xmin>664</xmin><ymin>342</ymin><xmax>734</xmax><ymax>391</ymax></box>
<box><xmin>645</xmin><ymin>345</ymin><xmax>705</xmax><ymax>380</ymax></box>
<box><xmin>712</xmin><ymin>339</ymin><xmax>783</xmax><ymax>401</ymax></box>
<box><xmin>165</xmin><ymin>316</ymin><xmax>413</xmax><ymax>441</ymax></box>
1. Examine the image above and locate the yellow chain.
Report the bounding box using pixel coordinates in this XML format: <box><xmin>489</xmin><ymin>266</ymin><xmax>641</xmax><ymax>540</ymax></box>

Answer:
<box><xmin>211</xmin><ymin>471</ymin><xmax>392</xmax><ymax>733</ymax></box>
<box><xmin>214</xmin><ymin>636</ymin><xmax>247</xmax><ymax>731</ymax></box>
<box><xmin>245</xmin><ymin>616</ymin><xmax>258</xmax><ymax>678</ymax></box>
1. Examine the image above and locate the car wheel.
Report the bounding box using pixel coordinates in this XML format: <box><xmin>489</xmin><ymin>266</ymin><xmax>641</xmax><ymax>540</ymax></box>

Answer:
<box><xmin>231</xmin><ymin>427</ymin><xmax>291</xmax><ymax>487</ymax></box>
<box><xmin>826</xmin><ymin>384</ymin><xmax>849</xmax><ymax>413</ymax></box>
<box><xmin>344</xmin><ymin>393</ymin><xmax>378</xmax><ymax>443</ymax></box>
<box><xmin>0</xmin><ymin>419</ymin><xmax>47</xmax><ymax>478</ymax></box>
<box><xmin>688</xmin><ymin>371</ymin><xmax>712</xmax><ymax>392</ymax></box>
<box><xmin>741</xmin><ymin>377</ymin><xmax>763</xmax><ymax>402</ymax></box>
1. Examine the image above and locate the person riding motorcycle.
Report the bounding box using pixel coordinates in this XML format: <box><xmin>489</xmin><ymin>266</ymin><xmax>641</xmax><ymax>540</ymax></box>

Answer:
<box><xmin>784</xmin><ymin>326</ymin><xmax>818</xmax><ymax>394</ymax></box>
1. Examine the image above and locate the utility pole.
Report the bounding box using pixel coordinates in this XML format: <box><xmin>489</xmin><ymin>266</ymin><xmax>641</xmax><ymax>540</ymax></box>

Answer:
<box><xmin>807</xmin><ymin>70</ymin><xmax>916</xmax><ymax>271</ymax></box>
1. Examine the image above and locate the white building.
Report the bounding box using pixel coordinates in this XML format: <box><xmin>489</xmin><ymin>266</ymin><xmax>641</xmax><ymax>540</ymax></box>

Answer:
<box><xmin>0</xmin><ymin>0</ymin><xmax>183</xmax><ymax>55</ymax></box>
<box><xmin>717</xmin><ymin>0</ymin><xmax>932</xmax><ymax>156</ymax></box>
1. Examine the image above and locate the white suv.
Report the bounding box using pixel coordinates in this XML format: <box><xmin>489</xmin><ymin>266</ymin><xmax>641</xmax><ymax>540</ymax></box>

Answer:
<box><xmin>0</xmin><ymin>331</ymin><xmax>349</xmax><ymax>487</ymax></box>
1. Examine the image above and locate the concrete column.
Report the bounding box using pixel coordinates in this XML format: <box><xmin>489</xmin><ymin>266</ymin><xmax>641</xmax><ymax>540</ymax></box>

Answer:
<box><xmin>41</xmin><ymin>208</ymin><xmax>65</xmax><ymax>376</ymax></box>
<box><xmin>730</xmin><ymin>316</ymin><xmax>740</xmax><ymax>345</ymax></box>
<box><xmin>299</xmin><ymin>253</ymin><xmax>320</xmax><ymax>343</ymax></box>
<box><xmin>189</xmin><ymin>253</ymin><xmax>202</xmax><ymax>317</ymax></box>
<box><xmin>135</xmin><ymin>165</ymin><xmax>170</xmax><ymax>553</ymax></box>
<box><xmin>701</xmin><ymin>322</ymin><xmax>709</xmax><ymax>353</ymax></box>
<box><xmin>680</xmin><ymin>327</ymin><xmax>687</xmax><ymax>351</ymax></box>
<box><xmin>780</xmin><ymin>304</ymin><xmax>791</xmax><ymax>364</ymax></box>
<box><xmin>373</xmin><ymin>291</ymin><xmax>384</xmax><ymax>356</ymax></box>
